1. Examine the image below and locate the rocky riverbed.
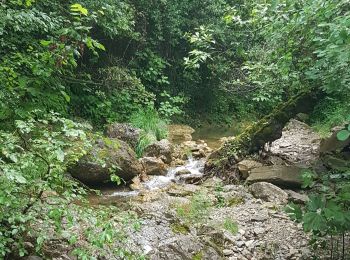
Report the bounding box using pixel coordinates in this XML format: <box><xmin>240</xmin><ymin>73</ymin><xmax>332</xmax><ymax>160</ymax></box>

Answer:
<box><xmin>23</xmin><ymin>120</ymin><xmax>349</xmax><ymax>259</ymax></box>
<box><xmin>84</xmin><ymin>120</ymin><xmax>320</xmax><ymax>259</ymax></box>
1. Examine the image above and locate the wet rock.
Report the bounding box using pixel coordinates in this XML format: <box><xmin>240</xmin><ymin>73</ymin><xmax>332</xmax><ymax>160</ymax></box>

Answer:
<box><xmin>267</xmin><ymin>119</ymin><xmax>321</xmax><ymax>167</ymax></box>
<box><xmin>247</xmin><ymin>165</ymin><xmax>303</xmax><ymax>187</ymax></box>
<box><xmin>105</xmin><ymin>123</ymin><xmax>141</xmax><ymax>149</ymax></box>
<box><xmin>178</xmin><ymin>174</ymin><xmax>203</xmax><ymax>184</ymax></box>
<box><xmin>174</xmin><ymin>169</ymin><xmax>192</xmax><ymax>176</ymax></box>
<box><xmin>69</xmin><ymin>138</ymin><xmax>142</xmax><ymax>184</ymax></box>
<box><xmin>145</xmin><ymin>139</ymin><xmax>173</xmax><ymax>164</ymax></box>
<box><xmin>173</xmin><ymin>158</ymin><xmax>186</xmax><ymax>166</ymax></box>
<box><xmin>249</xmin><ymin>182</ymin><xmax>288</xmax><ymax>204</ymax></box>
<box><xmin>237</xmin><ymin>160</ymin><xmax>263</xmax><ymax>179</ymax></box>
<box><xmin>286</xmin><ymin>190</ymin><xmax>309</xmax><ymax>204</ymax></box>
<box><xmin>140</xmin><ymin>157</ymin><xmax>168</xmax><ymax>176</ymax></box>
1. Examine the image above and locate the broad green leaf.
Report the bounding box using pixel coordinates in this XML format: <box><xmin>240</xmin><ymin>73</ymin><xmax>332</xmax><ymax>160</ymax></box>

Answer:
<box><xmin>303</xmin><ymin>212</ymin><xmax>327</xmax><ymax>232</ymax></box>
<box><xmin>307</xmin><ymin>195</ymin><xmax>325</xmax><ymax>212</ymax></box>
<box><xmin>336</xmin><ymin>130</ymin><xmax>350</xmax><ymax>141</ymax></box>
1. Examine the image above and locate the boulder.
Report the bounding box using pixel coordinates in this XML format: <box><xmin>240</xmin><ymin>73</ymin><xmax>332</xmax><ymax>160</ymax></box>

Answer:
<box><xmin>249</xmin><ymin>182</ymin><xmax>288</xmax><ymax>204</ymax></box>
<box><xmin>69</xmin><ymin>138</ymin><xmax>142</xmax><ymax>185</ymax></box>
<box><xmin>140</xmin><ymin>157</ymin><xmax>168</xmax><ymax>176</ymax></box>
<box><xmin>144</xmin><ymin>139</ymin><xmax>173</xmax><ymax>164</ymax></box>
<box><xmin>105</xmin><ymin>123</ymin><xmax>141</xmax><ymax>149</ymax></box>
<box><xmin>237</xmin><ymin>160</ymin><xmax>263</xmax><ymax>179</ymax></box>
<box><xmin>167</xmin><ymin>124</ymin><xmax>195</xmax><ymax>143</ymax></box>
<box><xmin>267</xmin><ymin>119</ymin><xmax>321</xmax><ymax>167</ymax></box>
<box><xmin>246</xmin><ymin>165</ymin><xmax>303</xmax><ymax>187</ymax></box>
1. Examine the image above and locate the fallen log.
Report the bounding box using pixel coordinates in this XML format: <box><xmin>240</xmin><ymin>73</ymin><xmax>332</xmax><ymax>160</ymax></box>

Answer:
<box><xmin>204</xmin><ymin>88</ymin><xmax>320</xmax><ymax>182</ymax></box>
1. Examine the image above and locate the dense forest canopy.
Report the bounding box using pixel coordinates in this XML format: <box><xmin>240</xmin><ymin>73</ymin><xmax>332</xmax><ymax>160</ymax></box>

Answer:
<box><xmin>0</xmin><ymin>0</ymin><xmax>349</xmax><ymax>258</ymax></box>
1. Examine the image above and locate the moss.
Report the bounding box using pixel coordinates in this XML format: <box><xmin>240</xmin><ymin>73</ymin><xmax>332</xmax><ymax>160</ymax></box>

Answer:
<box><xmin>170</xmin><ymin>222</ymin><xmax>190</xmax><ymax>234</ymax></box>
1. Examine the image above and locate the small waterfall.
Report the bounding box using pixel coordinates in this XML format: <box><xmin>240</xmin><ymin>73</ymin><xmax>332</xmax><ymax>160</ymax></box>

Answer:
<box><xmin>109</xmin><ymin>157</ymin><xmax>205</xmax><ymax>197</ymax></box>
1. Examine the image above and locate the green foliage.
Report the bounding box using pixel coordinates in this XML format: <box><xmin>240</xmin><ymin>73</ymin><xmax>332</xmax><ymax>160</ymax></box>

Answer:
<box><xmin>311</xmin><ymin>97</ymin><xmax>350</xmax><ymax>136</ymax></box>
<box><xmin>158</xmin><ymin>91</ymin><xmax>188</xmax><ymax>122</ymax></box>
<box><xmin>71</xmin><ymin>66</ymin><xmax>155</xmax><ymax>125</ymax></box>
<box><xmin>130</xmin><ymin>109</ymin><xmax>168</xmax><ymax>157</ymax></box>
<box><xmin>135</xmin><ymin>132</ymin><xmax>157</xmax><ymax>158</ymax></box>
<box><xmin>286</xmin><ymin>170</ymin><xmax>350</xmax><ymax>257</ymax></box>
<box><xmin>176</xmin><ymin>191</ymin><xmax>212</xmax><ymax>225</ymax></box>
<box><xmin>0</xmin><ymin>1</ymin><xmax>106</xmax><ymax>122</ymax></box>
<box><xmin>335</xmin><ymin>116</ymin><xmax>350</xmax><ymax>141</ymax></box>
<box><xmin>0</xmin><ymin>112</ymin><xmax>91</xmax><ymax>257</ymax></box>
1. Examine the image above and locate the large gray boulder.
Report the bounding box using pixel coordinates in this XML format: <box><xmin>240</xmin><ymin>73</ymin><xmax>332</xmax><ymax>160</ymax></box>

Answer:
<box><xmin>249</xmin><ymin>182</ymin><xmax>288</xmax><ymax>204</ymax></box>
<box><xmin>144</xmin><ymin>139</ymin><xmax>173</xmax><ymax>164</ymax></box>
<box><xmin>140</xmin><ymin>157</ymin><xmax>168</xmax><ymax>176</ymax></box>
<box><xmin>246</xmin><ymin>165</ymin><xmax>303</xmax><ymax>187</ymax></box>
<box><xmin>105</xmin><ymin>123</ymin><xmax>141</xmax><ymax>149</ymax></box>
<box><xmin>69</xmin><ymin>138</ymin><xmax>143</xmax><ymax>185</ymax></box>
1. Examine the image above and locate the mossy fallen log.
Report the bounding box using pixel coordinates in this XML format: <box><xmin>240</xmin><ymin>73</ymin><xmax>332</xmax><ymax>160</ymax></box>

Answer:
<box><xmin>204</xmin><ymin>88</ymin><xmax>320</xmax><ymax>181</ymax></box>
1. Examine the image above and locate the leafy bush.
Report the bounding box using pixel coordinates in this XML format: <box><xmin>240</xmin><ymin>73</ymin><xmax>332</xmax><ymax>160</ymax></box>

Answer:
<box><xmin>0</xmin><ymin>111</ymin><xmax>91</xmax><ymax>257</ymax></box>
<box><xmin>286</xmin><ymin>126</ymin><xmax>350</xmax><ymax>259</ymax></box>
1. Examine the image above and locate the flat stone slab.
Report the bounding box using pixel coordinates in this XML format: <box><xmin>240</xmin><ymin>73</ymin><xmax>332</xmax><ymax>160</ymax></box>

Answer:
<box><xmin>246</xmin><ymin>165</ymin><xmax>303</xmax><ymax>187</ymax></box>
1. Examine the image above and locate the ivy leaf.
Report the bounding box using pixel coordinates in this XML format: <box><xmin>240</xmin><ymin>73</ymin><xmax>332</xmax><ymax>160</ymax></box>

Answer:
<box><xmin>337</xmin><ymin>130</ymin><xmax>350</xmax><ymax>141</ymax></box>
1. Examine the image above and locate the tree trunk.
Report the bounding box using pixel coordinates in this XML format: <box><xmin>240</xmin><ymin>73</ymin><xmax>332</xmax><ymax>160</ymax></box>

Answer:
<box><xmin>204</xmin><ymin>88</ymin><xmax>320</xmax><ymax>181</ymax></box>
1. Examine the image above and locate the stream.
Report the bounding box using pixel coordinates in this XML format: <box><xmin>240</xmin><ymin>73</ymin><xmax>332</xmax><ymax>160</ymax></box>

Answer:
<box><xmin>88</xmin><ymin>157</ymin><xmax>206</xmax><ymax>204</ymax></box>
<box><xmin>89</xmin><ymin>124</ymin><xmax>237</xmax><ymax>203</ymax></box>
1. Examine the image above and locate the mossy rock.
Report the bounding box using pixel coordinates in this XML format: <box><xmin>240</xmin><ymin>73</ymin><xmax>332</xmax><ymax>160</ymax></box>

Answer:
<box><xmin>69</xmin><ymin>137</ymin><xmax>142</xmax><ymax>185</ymax></box>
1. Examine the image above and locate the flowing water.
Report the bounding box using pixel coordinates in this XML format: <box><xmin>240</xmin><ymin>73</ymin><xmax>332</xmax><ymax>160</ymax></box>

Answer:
<box><xmin>89</xmin><ymin>157</ymin><xmax>205</xmax><ymax>203</ymax></box>
<box><xmin>90</xmin><ymin>124</ymin><xmax>239</xmax><ymax>203</ymax></box>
